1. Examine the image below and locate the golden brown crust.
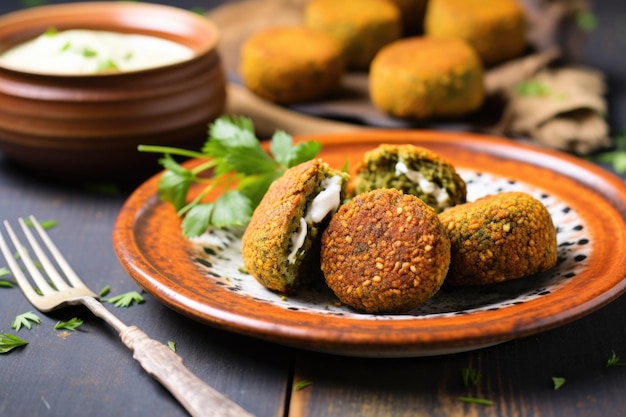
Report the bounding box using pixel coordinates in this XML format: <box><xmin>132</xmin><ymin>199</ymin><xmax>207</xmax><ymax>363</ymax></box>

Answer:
<box><xmin>320</xmin><ymin>189</ymin><xmax>451</xmax><ymax>313</ymax></box>
<box><xmin>369</xmin><ymin>37</ymin><xmax>484</xmax><ymax>119</ymax></box>
<box><xmin>242</xmin><ymin>159</ymin><xmax>347</xmax><ymax>293</ymax></box>
<box><xmin>239</xmin><ymin>26</ymin><xmax>344</xmax><ymax>104</ymax></box>
<box><xmin>304</xmin><ymin>0</ymin><xmax>402</xmax><ymax>70</ymax></box>
<box><xmin>438</xmin><ymin>192</ymin><xmax>557</xmax><ymax>286</ymax></box>
<box><xmin>425</xmin><ymin>0</ymin><xmax>526</xmax><ymax>66</ymax></box>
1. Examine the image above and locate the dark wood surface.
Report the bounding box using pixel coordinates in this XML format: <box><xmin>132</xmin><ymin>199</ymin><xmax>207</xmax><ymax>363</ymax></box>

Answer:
<box><xmin>2</xmin><ymin>1</ymin><xmax>626</xmax><ymax>417</ymax></box>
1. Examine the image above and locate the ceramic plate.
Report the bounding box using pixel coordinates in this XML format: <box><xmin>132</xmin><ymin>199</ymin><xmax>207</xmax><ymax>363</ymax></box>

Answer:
<box><xmin>113</xmin><ymin>130</ymin><xmax>626</xmax><ymax>357</ymax></box>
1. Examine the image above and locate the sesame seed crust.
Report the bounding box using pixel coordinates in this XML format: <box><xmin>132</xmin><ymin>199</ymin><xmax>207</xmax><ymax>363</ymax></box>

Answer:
<box><xmin>320</xmin><ymin>188</ymin><xmax>451</xmax><ymax>313</ymax></box>
<box><xmin>438</xmin><ymin>191</ymin><xmax>557</xmax><ymax>286</ymax></box>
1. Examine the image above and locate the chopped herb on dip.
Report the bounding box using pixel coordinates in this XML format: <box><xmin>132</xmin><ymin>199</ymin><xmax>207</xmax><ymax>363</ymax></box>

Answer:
<box><xmin>0</xmin><ymin>28</ymin><xmax>194</xmax><ymax>75</ymax></box>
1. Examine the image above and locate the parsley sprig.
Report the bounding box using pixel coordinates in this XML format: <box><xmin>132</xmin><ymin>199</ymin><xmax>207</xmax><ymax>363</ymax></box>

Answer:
<box><xmin>139</xmin><ymin>115</ymin><xmax>321</xmax><ymax>237</ymax></box>
<box><xmin>606</xmin><ymin>351</ymin><xmax>626</xmax><ymax>368</ymax></box>
<box><xmin>54</xmin><ymin>318</ymin><xmax>83</xmax><ymax>331</ymax></box>
<box><xmin>11</xmin><ymin>311</ymin><xmax>41</xmax><ymax>331</ymax></box>
<box><xmin>104</xmin><ymin>290</ymin><xmax>144</xmax><ymax>308</ymax></box>
<box><xmin>0</xmin><ymin>333</ymin><xmax>29</xmax><ymax>353</ymax></box>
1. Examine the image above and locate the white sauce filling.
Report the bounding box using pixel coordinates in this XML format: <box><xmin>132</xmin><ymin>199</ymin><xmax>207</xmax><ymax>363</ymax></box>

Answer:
<box><xmin>395</xmin><ymin>160</ymin><xmax>451</xmax><ymax>207</ymax></box>
<box><xmin>287</xmin><ymin>175</ymin><xmax>343</xmax><ymax>264</ymax></box>
<box><xmin>0</xmin><ymin>29</ymin><xmax>194</xmax><ymax>75</ymax></box>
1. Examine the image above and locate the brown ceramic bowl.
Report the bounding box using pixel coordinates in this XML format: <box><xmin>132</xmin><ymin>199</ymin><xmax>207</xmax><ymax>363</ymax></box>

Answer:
<box><xmin>0</xmin><ymin>2</ymin><xmax>226</xmax><ymax>181</ymax></box>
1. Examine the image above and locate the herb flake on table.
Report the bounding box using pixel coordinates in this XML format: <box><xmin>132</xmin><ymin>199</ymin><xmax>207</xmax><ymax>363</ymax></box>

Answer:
<box><xmin>23</xmin><ymin>218</ymin><xmax>58</xmax><ymax>230</ymax></box>
<box><xmin>606</xmin><ymin>351</ymin><xmax>626</xmax><ymax>368</ymax></box>
<box><xmin>139</xmin><ymin>115</ymin><xmax>321</xmax><ymax>237</ymax></box>
<box><xmin>462</xmin><ymin>367</ymin><xmax>481</xmax><ymax>387</ymax></box>
<box><xmin>552</xmin><ymin>377</ymin><xmax>566</xmax><ymax>390</ymax></box>
<box><xmin>11</xmin><ymin>311</ymin><xmax>41</xmax><ymax>331</ymax></box>
<box><xmin>458</xmin><ymin>396</ymin><xmax>493</xmax><ymax>406</ymax></box>
<box><xmin>54</xmin><ymin>317</ymin><xmax>83</xmax><ymax>331</ymax></box>
<box><xmin>98</xmin><ymin>285</ymin><xmax>111</xmax><ymax>297</ymax></box>
<box><xmin>0</xmin><ymin>333</ymin><xmax>28</xmax><ymax>354</ymax></box>
<box><xmin>294</xmin><ymin>380</ymin><xmax>312</xmax><ymax>391</ymax></box>
<box><xmin>103</xmin><ymin>290</ymin><xmax>145</xmax><ymax>308</ymax></box>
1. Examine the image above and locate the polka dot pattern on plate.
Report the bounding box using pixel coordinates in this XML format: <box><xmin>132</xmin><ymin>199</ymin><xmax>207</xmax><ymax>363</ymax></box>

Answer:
<box><xmin>190</xmin><ymin>169</ymin><xmax>591</xmax><ymax>319</ymax></box>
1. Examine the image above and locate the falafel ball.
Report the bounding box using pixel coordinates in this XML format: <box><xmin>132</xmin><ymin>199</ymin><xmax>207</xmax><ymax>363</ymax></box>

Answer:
<box><xmin>438</xmin><ymin>192</ymin><xmax>557</xmax><ymax>286</ymax></box>
<box><xmin>304</xmin><ymin>0</ymin><xmax>402</xmax><ymax>70</ymax></box>
<box><xmin>242</xmin><ymin>159</ymin><xmax>349</xmax><ymax>294</ymax></box>
<box><xmin>352</xmin><ymin>144</ymin><xmax>467</xmax><ymax>213</ymax></box>
<box><xmin>369</xmin><ymin>37</ymin><xmax>485</xmax><ymax>120</ymax></box>
<box><xmin>424</xmin><ymin>0</ymin><xmax>527</xmax><ymax>66</ymax></box>
<box><xmin>321</xmin><ymin>189</ymin><xmax>451</xmax><ymax>314</ymax></box>
<box><xmin>239</xmin><ymin>26</ymin><xmax>344</xmax><ymax>104</ymax></box>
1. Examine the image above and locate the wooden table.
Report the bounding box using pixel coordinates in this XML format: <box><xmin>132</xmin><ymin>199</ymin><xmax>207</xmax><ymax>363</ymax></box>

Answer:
<box><xmin>2</xmin><ymin>1</ymin><xmax>626</xmax><ymax>417</ymax></box>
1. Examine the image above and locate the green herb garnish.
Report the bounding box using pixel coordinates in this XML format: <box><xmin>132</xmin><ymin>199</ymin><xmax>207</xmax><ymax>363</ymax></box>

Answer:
<box><xmin>606</xmin><ymin>351</ymin><xmax>626</xmax><ymax>367</ymax></box>
<box><xmin>97</xmin><ymin>59</ymin><xmax>119</xmax><ymax>72</ymax></box>
<box><xmin>139</xmin><ymin>115</ymin><xmax>322</xmax><ymax>237</ymax></box>
<box><xmin>515</xmin><ymin>80</ymin><xmax>552</xmax><ymax>97</ymax></box>
<box><xmin>81</xmin><ymin>47</ymin><xmax>98</xmax><ymax>58</ymax></box>
<box><xmin>462</xmin><ymin>367</ymin><xmax>480</xmax><ymax>387</ymax></box>
<box><xmin>587</xmin><ymin>130</ymin><xmax>626</xmax><ymax>173</ymax></box>
<box><xmin>577</xmin><ymin>11</ymin><xmax>598</xmax><ymax>32</ymax></box>
<box><xmin>54</xmin><ymin>317</ymin><xmax>83</xmax><ymax>331</ymax></box>
<box><xmin>0</xmin><ymin>333</ymin><xmax>28</xmax><ymax>354</ymax></box>
<box><xmin>168</xmin><ymin>340</ymin><xmax>176</xmax><ymax>352</ymax></box>
<box><xmin>294</xmin><ymin>380</ymin><xmax>312</xmax><ymax>391</ymax></box>
<box><xmin>99</xmin><ymin>285</ymin><xmax>111</xmax><ymax>297</ymax></box>
<box><xmin>104</xmin><ymin>290</ymin><xmax>145</xmax><ymax>308</ymax></box>
<box><xmin>11</xmin><ymin>311</ymin><xmax>41</xmax><ymax>331</ymax></box>
<box><xmin>23</xmin><ymin>218</ymin><xmax>58</xmax><ymax>230</ymax></box>
<box><xmin>44</xmin><ymin>26</ymin><xmax>58</xmax><ymax>37</ymax></box>
<box><xmin>458</xmin><ymin>396</ymin><xmax>493</xmax><ymax>406</ymax></box>
<box><xmin>552</xmin><ymin>377</ymin><xmax>566</xmax><ymax>390</ymax></box>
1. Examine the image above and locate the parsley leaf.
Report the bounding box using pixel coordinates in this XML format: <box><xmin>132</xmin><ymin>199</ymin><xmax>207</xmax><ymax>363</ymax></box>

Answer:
<box><xmin>577</xmin><ymin>11</ymin><xmax>598</xmax><ymax>32</ymax></box>
<box><xmin>458</xmin><ymin>396</ymin><xmax>493</xmax><ymax>406</ymax></box>
<box><xmin>139</xmin><ymin>115</ymin><xmax>321</xmax><ymax>237</ymax></box>
<box><xmin>294</xmin><ymin>380</ymin><xmax>312</xmax><ymax>391</ymax></box>
<box><xmin>0</xmin><ymin>333</ymin><xmax>28</xmax><ymax>354</ymax></box>
<box><xmin>99</xmin><ymin>285</ymin><xmax>111</xmax><ymax>297</ymax></box>
<box><xmin>168</xmin><ymin>340</ymin><xmax>176</xmax><ymax>352</ymax></box>
<box><xmin>12</xmin><ymin>311</ymin><xmax>41</xmax><ymax>331</ymax></box>
<box><xmin>55</xmin><ymin>317</ymin><xmax>83</xmax><ymax>331</ymax></box>
<box><xmin>104</xmin><ymin>290</ymin><xmax>145</xmax><ymax>308</ymax></box>
<box><xmin>606</xmin><ymin>351</ymin><xmax>626</xmax><ymax>367</ymax></box>
<box><xmin>0</xmin><ymin>280</ymin><xmax>14</xmax><ymax>288</ymax></box>
<box><xmin>552</xmin><ymin>377</ymin><xmax>566</xmax><ymax>390</ymax></box>
<box><xmin>462</xmin><ymin>367</ymin><xmax>480</xmax><ymax>387</ymax></box>
<box><xmin>587</xmin><ymin>129</ymin><xmax>626</xmax><ymax>173</ymax></box>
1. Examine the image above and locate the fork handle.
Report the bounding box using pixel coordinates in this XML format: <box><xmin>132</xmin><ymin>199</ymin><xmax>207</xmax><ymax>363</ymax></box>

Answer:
<box><xmin>120</xmin><ymin>326</ymin><xmax>256</xmax><ymax>417</ymax></box>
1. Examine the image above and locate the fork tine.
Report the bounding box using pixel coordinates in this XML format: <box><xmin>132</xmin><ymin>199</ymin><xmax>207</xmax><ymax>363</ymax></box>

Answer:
<box><xmin>17</xmin><ymin>217</ymin><xmax>71</xmax><ymax>291</ymax></box>
<box><xmin>1</xmin><ymin>220</ymin><xmax>54</xmax><ymax>301</ymax></box>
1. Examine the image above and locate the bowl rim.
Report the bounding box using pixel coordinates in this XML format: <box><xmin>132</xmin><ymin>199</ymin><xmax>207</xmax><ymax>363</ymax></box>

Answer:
<box><xmin>0</xmin><ymin>1</ymin><xmax>221</xmax><ymax>78</ymax></box>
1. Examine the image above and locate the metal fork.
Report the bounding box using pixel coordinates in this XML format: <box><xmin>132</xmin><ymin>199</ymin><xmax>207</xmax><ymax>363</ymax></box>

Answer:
<box><xmin>0</xmin><ymin>216</ymin><xmax>254</xmax><ymax>417</ymax></box>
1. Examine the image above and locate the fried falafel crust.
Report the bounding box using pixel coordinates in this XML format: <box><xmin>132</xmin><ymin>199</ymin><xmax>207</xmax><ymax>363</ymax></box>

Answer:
<box><xmin>438</xmin><ymin>192</ymin><xmax>557</xmax><ymax>286</ymax></box>
<box><xmin>321</xmin><ymin>189</ymin><xmax>451</xmax><ymax>314</ymax></box>
<box><xmin>352</xmin><ymin>144</ymin><xmax>467</xmax><ymax>213</ymax></box>
<box><xmin>242</xmin><ymin>159</ymin><xmax>347</xmax><ymax>294</ymax></box>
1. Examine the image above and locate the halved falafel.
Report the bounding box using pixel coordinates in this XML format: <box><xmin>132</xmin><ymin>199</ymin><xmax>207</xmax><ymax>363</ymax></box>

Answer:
<box><xmin>320</xmin><ymin>188</ymin><xmax>451</xmax><ymax>314</ymax></box>
<box><xmin>242</xmin><ymin>159</ymin><xmax>349</xmax><ymax>293</ymax></box>
<box><xmin>352</xmin><ymin>144</ymin><xmax>467</xmax><ymax>213</ymax></box>
<box><xmin>438</xmin><ymin>192</ymin><xmax>557</xmax><ymax>286</ymax></box>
